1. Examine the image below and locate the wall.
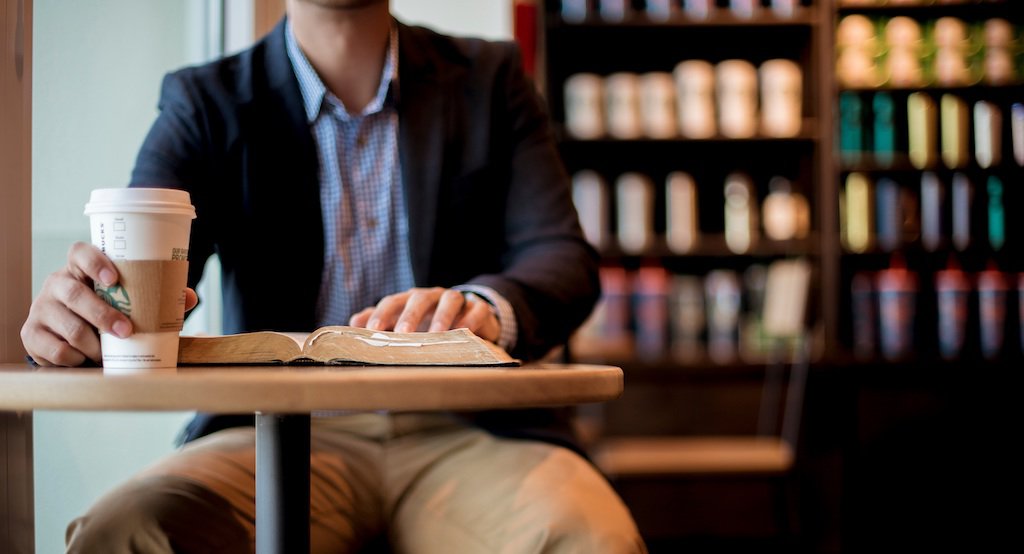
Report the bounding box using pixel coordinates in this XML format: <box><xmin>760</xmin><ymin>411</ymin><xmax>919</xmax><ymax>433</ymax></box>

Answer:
<box><xmin>31</xmin><ymin>2</ymin><xmax>202</xmax><ymax>552</ymax></box>
<box><xmin>393</xmin><ymin>0</ymin><xmax>511</xmax><ymax>41</ymax></box>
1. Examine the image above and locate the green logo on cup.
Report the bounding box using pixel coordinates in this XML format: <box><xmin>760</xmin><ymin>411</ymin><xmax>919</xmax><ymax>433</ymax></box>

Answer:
<box><xmin>96</xmin><ymin>284</ymin><xmax>132</xmax><ymax>317</ymax></box>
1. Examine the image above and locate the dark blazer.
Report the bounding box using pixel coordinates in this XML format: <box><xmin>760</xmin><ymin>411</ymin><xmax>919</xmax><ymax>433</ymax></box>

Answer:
<box><xmin>129</xmin><ymin>19</ymin><xmax>600</xmax><ymax>450</ymax></box>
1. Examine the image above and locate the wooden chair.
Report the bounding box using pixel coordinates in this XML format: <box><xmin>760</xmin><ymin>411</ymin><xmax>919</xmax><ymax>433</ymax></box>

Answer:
<box><xmin>588</xmin><ymin>259</ymin><xmax>812</xmax><ymax>551</ymax></box>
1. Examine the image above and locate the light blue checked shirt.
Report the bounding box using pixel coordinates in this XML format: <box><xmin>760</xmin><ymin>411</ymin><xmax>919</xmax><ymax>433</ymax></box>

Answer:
<box><xmin>286</xmin><ymin>23</ymin><xmax>516</xmax><ymax>349</ymax></box>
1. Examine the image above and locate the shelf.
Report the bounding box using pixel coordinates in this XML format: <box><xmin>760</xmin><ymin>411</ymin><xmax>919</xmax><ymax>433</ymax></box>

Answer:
<box><xmin>597</xmin><ymin>235</ymin><xmax>820</xmax><ymax>261</ymax></box>
<box><xmin>569</xmin><ymin>355</ymin><xmax>786</xmax><ymax>381</ymax></box>
<box><xmin>838</xmin><ymin>83</ymin><xmax>1024</xmax><ymax>95</ymax></box>
<box><xmin>547</xmin><ymin>10</ymin><xmax>818</xmax><ymax>29</ymax></box>
<box><xmin>558</xmin><ymin>133</ymin><xmax>820</xmax><ymax>145</ymax></box>
<box><xmin>836</xmin><ymin>1</ymin><xmax>1021</xmax><ymax>20</ymax></box>
<box><xmin>839</xmin><ymin>160</ymin><xmax>1024</xmax><ymax>173</ymax></box>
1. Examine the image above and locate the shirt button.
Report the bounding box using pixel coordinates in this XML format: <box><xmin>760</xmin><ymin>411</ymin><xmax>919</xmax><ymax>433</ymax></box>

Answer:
<box><xmin>366</xmin><ymin>218</ymin><xmax>378</xmax><ymax>229</ymax></box>
<box><xmin>357</xmin><ymin>134</ymin><xmax>367</xmax><ymax>147</ymax></box>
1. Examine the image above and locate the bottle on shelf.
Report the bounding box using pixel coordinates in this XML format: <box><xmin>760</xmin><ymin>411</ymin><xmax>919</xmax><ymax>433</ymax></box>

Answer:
<box><xmin>920</xmin><ymin>171</ymin><xmax>945</xmax><ymax>252</ymax></box>
<box><xmin>839</xmin><ymin>92</ymin><xmax>864</xmax><ymax>164</ymax></box>
<box><xmin>564</xmin><ymin>73</ymin><xmax>605</xmax><ymax>139</ymax></box>
<box><xmin>951</xmin><ymin>172</ymin><xmax>972</xmax><ymax>251</ymax></box>
<box><xmin>665</xmin><ymin>171</ymin><xmax>700</xmax><ymax>254</ymax></box>
<box><xmin>940</xmin><ymin>94</ymin><xmax>969</xmax><ymax>169</ymax></box>
<box><xmin>633</xmin><ymin>266</ymin><xmax>670</xmax><ymax>361</ymax></box>
<box><xmin>716</xmin><ymin>60</ymin><xmax>759</xmax><ymax>138</ymax></box>
<box><xmin>1012</xmin><ymin>103</ymin><xmax>1024</xmax><ymax>165</ymax></box>
<box><xmin>759</xmin><ymin>59</ymin><xmax>803</xmax><ymax>138</ymax></box>
<box><xmin>987</xmin><ymin>175</ymin><xmax>1004</xmax><ymax>251</ymax></box>
<box><xmin>883</xmin><ymin>16</ymin><xmax>925</xmax><ymax>87</ymax></box>
<box><xmin>875</xmin><ymin>177</ymin><xmax>902</xmax><ymax>252</ymax></box>
<box><xmin>977</xmin><ymin>264</ymin><xmax>1009</xmax><ymax>360</ymax></box>
<box><xmin>876</xmin><ymin>255</ymin><xmax>917</xmax><ymax>361</ymax></box>
<box><xmin>982</xmin><ymin>18</ymin><xmax>1016</xmax><ymax>85</ymax></box>
<box><xmin>724</xmin><ymin>172</ymin><xmax>758</xmax><ymax>254</ymax></box>
<box><xmin>851</xmin><ymin>271</ymin><xmax>877</xmax><ymax>360</ymax></box>
<box><xmin>935</xmin><ymin>257</ymin><xmax>970</xmax><ymax>361</ymax></box>
<box><xmin>605</xmin><ymin>72</ymin><xmax>643</xmax><ymax>139</ymax></box>
<box><xmin>674</xmin><ymin>60</ymin><xmax>717</xmax><ymax>139</ymax></box>
<box><xmin>705</xmin><ymin>269</ymin><xmax>742</xmax><ymax>364</ymax></box>
<box><xmin>639</xmin><ymin>72</ymin><xmax>678</xmax><ymax>139</ymax></box>
<box><xmin>571</xmin><ymin>170</ymin><xmax>609</xmax><ymax>250</ymax></box>
<box><xmin>670</xmin><ymin>274</ymin><xmax>705</xmax><ymax>363</ymax></box>
<box><xmin>616</xmin><ymin>172</ymin><xmax>655</xmax><ymax>254</ymax></box>
<box><xmin>908</xmin><ymin>92</ymin><xmax>937</xmax><ymax>169</ymax></box>
<box><xmin>874</xmin><ymin>92</ymin><xmax>896</xmax><ymax>167</ymax></box>
<box><xmin>762</xmin><ymin>176</ymin><xmax>810</xmax><ymax>242</ymax></box>
<box><xmin>974</xmin><ymin>100</ymin><xmax>1002</xmax><ymax>169</ymax></box>
<box><xmin>842</xmin><ymin>172</ymin><xmax>873</xmax><ymax>253</ymax></box>
<box><xmin>836</xmin><ymin>14</ymin><xmax>881</xmax><ymax>88</ymax></box>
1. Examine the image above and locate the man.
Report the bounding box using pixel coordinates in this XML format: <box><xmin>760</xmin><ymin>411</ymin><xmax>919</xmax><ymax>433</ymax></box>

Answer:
<box><xmin>21</xmin><ymin>0</ymin><xmax>645</xmax><ymax>551</ymax></box>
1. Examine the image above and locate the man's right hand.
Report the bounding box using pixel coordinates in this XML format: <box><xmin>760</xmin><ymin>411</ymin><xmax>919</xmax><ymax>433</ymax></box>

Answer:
<box><xmin>20</xmin><ymin>242</ymin><xmax>133</xmax><ymax>366</ymax></box>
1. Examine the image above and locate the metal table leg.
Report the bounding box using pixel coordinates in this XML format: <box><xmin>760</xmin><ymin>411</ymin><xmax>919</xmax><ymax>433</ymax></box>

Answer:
<box><xmin>255</xmin><ymin>413</ymin><xmax>310</xmax><ymax>554</ymax></box>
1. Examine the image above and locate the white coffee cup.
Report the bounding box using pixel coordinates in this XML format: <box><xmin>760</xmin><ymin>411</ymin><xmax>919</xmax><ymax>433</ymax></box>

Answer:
<box><xmin>673</xmin><ymin>60</ymin><xmax>716</xmax><ymax>138</ymax></box>
<box><xmin>716</xmin><ymin>60</ymin><xmax>759</xmax><ymax>139</ymax></box>
<box><xmin>604</xmin><ymin>72</ymin><xmax>643</xmax><ymax>140</ymax></box>
<box><xmin>84</xmin><ymin>187</ymin><xmax>196</xmax><ymax>372</ymax></box>
<box><xmin>565</xmin><ymin>73</ymin><xmax>606</xmax><ymax>140</ymax></box>
<box><xmin>572</xmin><ymin>170</ymin><xmax>609</xmax><ymax>249</ymax></box>
<box><xmin>615</xmin><ymin>172</ymin><xmax>654</xmax><ymax>253</ymax></box>
<box><xmin>639</xmin><ymin>72</ymin><xmax>678</xmax><ymax>139</ymax></box>
<box><xmin>759</xmin><ymin>59</ymin><xmax>803</xmax><ymax>137</ymax></box>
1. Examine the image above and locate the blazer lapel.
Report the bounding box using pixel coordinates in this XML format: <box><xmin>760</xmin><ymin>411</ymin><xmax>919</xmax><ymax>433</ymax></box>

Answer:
<box><xmin>397</xmin><ymin>23</ymin><xmax>448</xmax><ymax>284</ymax></box>
<box><xmin>253</xmin><ymin>18</ymin><xmax>324</xmax><ymax>326</ymax></box>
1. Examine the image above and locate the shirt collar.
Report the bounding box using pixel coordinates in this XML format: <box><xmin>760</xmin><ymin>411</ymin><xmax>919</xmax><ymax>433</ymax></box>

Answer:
<box><xmin>285</xmin><ymin>20</ymin><xmax>399</xmax><ymax>122</ymax></box>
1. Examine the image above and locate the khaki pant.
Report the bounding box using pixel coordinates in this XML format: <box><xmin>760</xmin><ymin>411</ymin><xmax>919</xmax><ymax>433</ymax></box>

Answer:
<box><xmin>66</xmin><ymin>413</ymin><xmax>646</xmax><ymax>553</ymax></box>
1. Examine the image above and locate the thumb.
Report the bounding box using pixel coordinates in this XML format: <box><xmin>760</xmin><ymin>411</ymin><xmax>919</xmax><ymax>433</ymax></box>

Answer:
<box><xmin>184</xmin><ymin>287</ymin><xmax>199</xmax><ymax>312</ymax></box>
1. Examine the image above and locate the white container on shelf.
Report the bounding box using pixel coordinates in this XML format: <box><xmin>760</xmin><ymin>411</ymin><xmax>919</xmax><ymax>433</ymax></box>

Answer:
<box><xmin>665</xmin><ymin>171</ymin><xmax>699</xmax><ymax>253</ymax></box>
<box><xmin>616</xmin><ymin>172</ymin><xmax>654</xmax><ymax>254</ymax></box>
<box><xmin>716</xmin><ymin>60</ymin><xmax>759</xmax><ymax>139</ymax></box>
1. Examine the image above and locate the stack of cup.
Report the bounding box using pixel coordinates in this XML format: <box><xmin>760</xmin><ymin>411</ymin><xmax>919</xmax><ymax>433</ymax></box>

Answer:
<box><xmin>84</xmin><ymin>188</ymin><xmax>196</xmax><ymax>372</ymax></box>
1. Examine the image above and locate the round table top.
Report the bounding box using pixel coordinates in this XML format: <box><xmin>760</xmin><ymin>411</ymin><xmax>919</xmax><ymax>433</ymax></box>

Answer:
<box><xmin>0</xmin><ymin>362</ymin><xmax>623</xmax><ymax>413</ymax></box>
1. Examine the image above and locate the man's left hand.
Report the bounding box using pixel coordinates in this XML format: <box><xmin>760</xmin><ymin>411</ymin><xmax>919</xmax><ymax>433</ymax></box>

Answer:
<box><xmin>348</xmin><ymin>287</ymin><xmax>500</xmax><ymax>342</ymax></box>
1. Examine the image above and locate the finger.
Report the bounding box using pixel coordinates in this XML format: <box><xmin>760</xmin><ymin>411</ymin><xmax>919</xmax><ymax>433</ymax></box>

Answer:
<box><xmin>453</xmin><ymin>301</ymin><xmax>501</xmax><ymax>343</ymax></box>
<box><xmin>66</xmin><ymin>241</ymin><xmax>119</xmax><ymax>287</ymax></box>
<box><xmin>184</xmin><ymin>288</ymin><xmax>199</xmax><ymax>313</ymax></box>
<box><xmin>394</xmin><ymin>288</ymin><xmax>446</xmax><ymax>333</ymax></box>
<box><xmin>366</xmin><ymin>291</ymin><xmax>413</xmax><ymax>331</ymax></box>
<box><xmin>53</xmin><ymin>272</ymin><xmax>133</xmax><ymax>339</ymax></box>
<box><xmin>349</xmin><ymin>307</ymin><xmax>374</xmax><ymax>327</ymax></box>
<box><xmin>22</xmin><ymin>324</ymin><xmax>88</xmax><ymax>367</ymax></box>
<box><xmin>428</xmin><ymin>290</ymin><xmax>469</xmax><ymax>333</ymax></box>
<box><xmin>51</xmin><ymin>303</ymin><xmax>103</xmax><ymax>363</ymax></box>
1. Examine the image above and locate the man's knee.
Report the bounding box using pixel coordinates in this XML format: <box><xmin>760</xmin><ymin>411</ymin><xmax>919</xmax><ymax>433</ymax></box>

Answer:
<box><xmin>538</xmin><ymin>487</ymin><xmax>646</xmax><ymax>554</ymax></box>
<box><xmin>519</xmin><ymin>448</ymin><xmax>646</xmax><ymax>553</ymax></box>
<box><xmin>66</xmin><ymin>475</ymin><xmax>250</xmax><ymax>554</ymax></box>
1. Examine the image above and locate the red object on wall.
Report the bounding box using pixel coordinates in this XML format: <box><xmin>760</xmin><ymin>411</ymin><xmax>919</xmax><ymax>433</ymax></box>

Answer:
<box><xmin>513</xmin><ymin>0</ymin><xmax>537</xmax><ymax>77</ymax></box>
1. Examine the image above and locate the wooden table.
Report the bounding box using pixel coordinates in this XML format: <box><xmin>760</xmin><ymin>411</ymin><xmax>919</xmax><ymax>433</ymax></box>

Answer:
<box><xmin>0</xmin><ymin>362</ymin><xmax>623</xmax><ymax>553</ymax></box>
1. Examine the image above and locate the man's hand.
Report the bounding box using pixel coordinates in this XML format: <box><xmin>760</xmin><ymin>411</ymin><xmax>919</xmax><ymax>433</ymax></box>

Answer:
<box><xmin>348</xmin><ymin>287</ymin><xmax>500</xmax><ymax>343</ymax></box>
<box><xmin>20</xmin><ymin>242</ymin><xmax>199</xmax><ymax>366</ymax></box>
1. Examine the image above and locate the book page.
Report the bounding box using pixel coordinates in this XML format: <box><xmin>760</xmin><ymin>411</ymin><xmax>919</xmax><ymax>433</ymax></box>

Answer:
<box><xmin>178</xmin><ymin>331</ymin><xmax>306</xmax><ymax>364</ymax></box>
<box><xmin>303</xmin><ymin>326</ymin><xmax>518</xmax><ymax>366</ymax></box>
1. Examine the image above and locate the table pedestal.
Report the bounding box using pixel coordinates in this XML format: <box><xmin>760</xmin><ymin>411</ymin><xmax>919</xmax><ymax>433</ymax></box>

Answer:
<box><xmin>256</xmin><ymin>413</ymin><xmax>310</xmax><ymax>554</ymax></box>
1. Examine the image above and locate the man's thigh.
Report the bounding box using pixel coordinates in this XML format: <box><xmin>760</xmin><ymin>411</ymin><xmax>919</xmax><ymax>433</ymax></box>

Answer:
<box><xmin>387</xmin><ymin>430</ymin><xmax>645</xmax><ymax>554</ymax></box>
<box><xmin>171</xmin><ymin>425</ymin><xmax>391</xmax><ymax>551</ymax></box>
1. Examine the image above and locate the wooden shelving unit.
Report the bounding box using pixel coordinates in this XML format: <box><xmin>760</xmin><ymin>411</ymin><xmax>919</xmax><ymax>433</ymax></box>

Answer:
<box><xmin>534</xmin><ymin>1</ymin><xmax>1022</xmax><ymax>552</ymax></box>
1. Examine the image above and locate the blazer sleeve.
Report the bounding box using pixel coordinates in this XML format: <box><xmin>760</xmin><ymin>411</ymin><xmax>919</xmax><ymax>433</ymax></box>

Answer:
<box><xmin>466</xmin><ymin>43</ymin><xmax>601</xmax><ymax>361</ymax></box>
<box><xmin>129</xmin><ymin>71</ymin><xmax>217</xmax><ymax>292</ymax></box>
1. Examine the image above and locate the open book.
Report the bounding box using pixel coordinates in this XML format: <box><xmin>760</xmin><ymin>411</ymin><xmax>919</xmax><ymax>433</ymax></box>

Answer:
<box><xmin>177</xmin><ymin>326</ymin><xmax>519</xmax><ymax>367</ymax></box>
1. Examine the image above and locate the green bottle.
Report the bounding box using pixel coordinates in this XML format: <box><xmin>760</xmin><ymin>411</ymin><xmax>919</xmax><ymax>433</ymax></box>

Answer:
<box><xmin>987</xmin><ymin>175</ymin><xmax>1004</xmax><ymax>251</ymax></box>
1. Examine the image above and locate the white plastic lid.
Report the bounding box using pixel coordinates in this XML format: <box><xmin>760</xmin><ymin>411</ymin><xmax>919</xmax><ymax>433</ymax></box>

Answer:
<box><xmin>84</xmin><ymin>188</ymin><xmax>196</xmax><ymax>219</ymax></box>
